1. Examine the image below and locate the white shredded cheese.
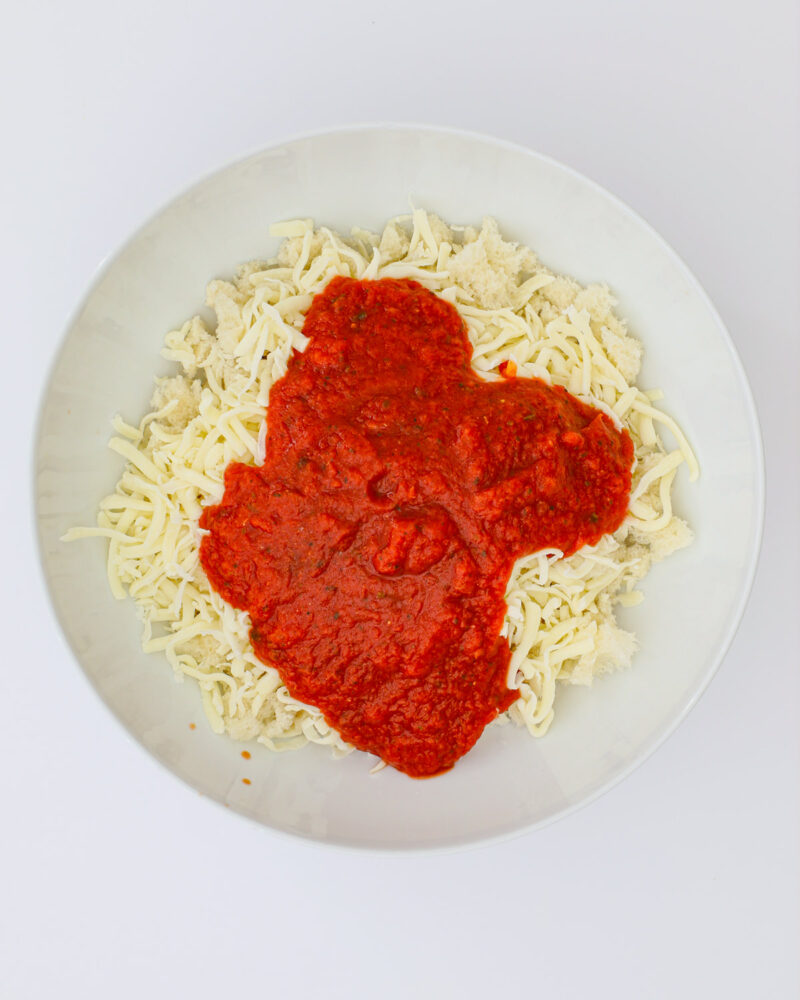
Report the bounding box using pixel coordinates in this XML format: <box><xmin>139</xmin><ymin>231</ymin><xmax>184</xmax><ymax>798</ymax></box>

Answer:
<box><xmin>64</xmin><ymin>211</ymin><xmax>697</xmax><ymax>754</ymax></box>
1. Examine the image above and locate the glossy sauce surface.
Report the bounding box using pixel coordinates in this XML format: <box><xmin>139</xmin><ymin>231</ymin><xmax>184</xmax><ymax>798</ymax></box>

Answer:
<box><xmin>200</xmin><ymin>277</ymin><xmax>633</xmax><ymax>776</ymax></box>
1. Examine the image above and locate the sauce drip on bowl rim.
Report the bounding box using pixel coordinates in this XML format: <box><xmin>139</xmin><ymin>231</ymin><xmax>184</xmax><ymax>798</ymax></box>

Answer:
<box><xmin>199</xmin><ymin>277</ymin><xmax>634</xmax><ymax>777</ymax></box>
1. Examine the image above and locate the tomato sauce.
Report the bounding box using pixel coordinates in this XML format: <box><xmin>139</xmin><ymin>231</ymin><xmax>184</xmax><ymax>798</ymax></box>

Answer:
<box><xmin>199</xmin><ymin>277</ymin><xmax>633</xmax><ymax>777</ymax></box>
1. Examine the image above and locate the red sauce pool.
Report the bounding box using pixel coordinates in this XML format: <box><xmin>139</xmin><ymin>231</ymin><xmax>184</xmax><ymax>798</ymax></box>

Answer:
<box><xmin>199</xmin><ymin>277</ymin><xmax>633</xmax><ymax>777</ymax></box>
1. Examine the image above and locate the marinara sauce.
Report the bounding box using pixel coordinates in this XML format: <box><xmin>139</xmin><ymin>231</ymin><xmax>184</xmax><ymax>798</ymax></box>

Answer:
<box><xmin>200</xmin><ymin>277</ymin><xmax>633</xmax><ymax>777</ymax></box>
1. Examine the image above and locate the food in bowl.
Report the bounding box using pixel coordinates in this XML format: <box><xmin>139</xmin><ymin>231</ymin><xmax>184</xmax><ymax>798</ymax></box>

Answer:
<box><xmin>64</xmin><ymin>210</ymin><xmax>697</xmax><ymax>776</ymax></box>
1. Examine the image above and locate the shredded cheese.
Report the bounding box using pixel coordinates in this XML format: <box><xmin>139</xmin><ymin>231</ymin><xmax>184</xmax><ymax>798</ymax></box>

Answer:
<box><xmin>64</xmin><ymin>212</ymin><xmax>697</xmax><ymax>756</ymax></box>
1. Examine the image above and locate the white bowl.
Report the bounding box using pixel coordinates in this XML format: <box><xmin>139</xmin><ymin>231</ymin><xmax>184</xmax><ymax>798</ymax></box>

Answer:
<box><xmin>35</xmin><ymin>125</ymin><xmax>764</xmax><ymax>850</ymax></box>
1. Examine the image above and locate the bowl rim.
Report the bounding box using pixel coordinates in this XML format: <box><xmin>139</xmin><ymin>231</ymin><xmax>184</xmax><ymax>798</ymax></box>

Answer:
<box><xmin>32</xmin><ymin>122</ymin><xmax>766</xmax><ymax>854</ymax></box>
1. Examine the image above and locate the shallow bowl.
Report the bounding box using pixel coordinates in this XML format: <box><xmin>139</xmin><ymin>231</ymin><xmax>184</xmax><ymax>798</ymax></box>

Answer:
<box><xmin>35</xmin><ymin>125</ymin><xmax>764</xmax><ymax>850</ymax></box>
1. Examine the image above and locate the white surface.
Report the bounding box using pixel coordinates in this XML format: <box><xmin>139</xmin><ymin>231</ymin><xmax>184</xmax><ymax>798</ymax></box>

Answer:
<box><xmin>3</xmin><ymin>0</ymin><xmax>798</xmax><ymax>995</ymax></box>
<box><xmin>36</xmin><ymin>126</ymin><xmax>763</xmax><ymax>849</ymax></box>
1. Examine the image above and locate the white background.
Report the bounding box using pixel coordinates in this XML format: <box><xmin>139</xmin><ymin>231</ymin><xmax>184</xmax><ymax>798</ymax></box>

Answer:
<box><xmin>3</xmin><ymin>2</ymin><xmax>798</xmax><ymax>997</ymax></box>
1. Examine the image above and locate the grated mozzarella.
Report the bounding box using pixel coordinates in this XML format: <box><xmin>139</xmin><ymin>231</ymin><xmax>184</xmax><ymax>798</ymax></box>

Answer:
<box><xmin>64</xmin><ymin>212</ymin><xmax>697</xmax><ymax>754</ymax></box>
